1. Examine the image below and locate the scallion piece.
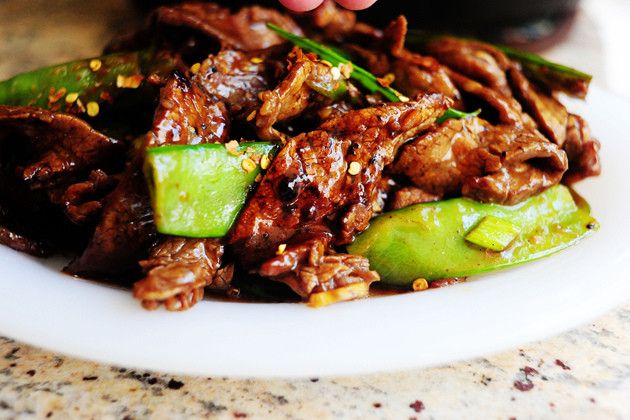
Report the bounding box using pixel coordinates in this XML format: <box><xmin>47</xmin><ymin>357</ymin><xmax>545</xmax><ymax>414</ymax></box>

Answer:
<box><xmin>465</xmin><ymin>215</ymin><xmax>521</xmax><ymax>251</ymax></box>
<box><xmin>436</xmin><ymin>108</ymin><xmax>481</xmax><ymax>124</ymax></box>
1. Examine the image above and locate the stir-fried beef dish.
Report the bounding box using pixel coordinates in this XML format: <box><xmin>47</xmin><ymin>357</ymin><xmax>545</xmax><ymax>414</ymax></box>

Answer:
<box><xmin>0</xmin><ymin>1</ymin><xmax>600</xmax><ymax>310</ymax></box>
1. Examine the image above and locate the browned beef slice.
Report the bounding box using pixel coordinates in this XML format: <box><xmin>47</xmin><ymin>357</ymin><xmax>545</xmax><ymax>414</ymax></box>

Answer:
<box><xmin>147</xmin><ymin>71</ymin><xmax>230</xmax><ymax>147</ymax></box>
<box><xmin>563</xmin><ymin>114</ymin><xmax>601</xmax><ymax>183</ymax></box>
<box><xmin>392</xmin><ymin>117</ymin><xmax>568</xmax><ymax>205</ymax></box>
<box><xmin>155</xmin><ymin>3</ymin><xmax>302</xmax><ymax>51</ymax></box>
<box><xmin>507</xmin><ymin>66</ymin><xmax>569</xmax><ymax>146</ymax></box>
<box><xmin>381</xmin><ymin>16</ymin><xmax>461</xmax><ymax>102</ymax></box>
<box><xmin>388</xmin><ymin>186</ymin><xmax>442</xmax><ymax>210</ymax></box>
<box><xmin>67</xmin><ymin>72</ymin><xmax>229</xmax><ymax>281</ymax></box>
<box><xmin>258</xmin><ymin>234</ymin><xmax>379</xmax><ymax>298</ymax></box>
<box><xmin>229</xmin><ymin>95</ymin><xmax>451</xmax><ymax>269</ymax></box>
<box><xmin>255</xmin><ymin>48</ymin><xmax>351</xmax><ymax>141</ymax></box>
<box><xmin>0</xmin><ymin>106</ymin><xmax>123</xmax><ymax>189</ymax></box>
<box><xmin>47</xmin><ymin>169</ymin><xmax>119</xmax><ymax>225</ymax></box>
<box><xmin>133</xmin><ymin>72</ymin><xmax>232</xmax><ymax>310</ymax></box>
<box><xmin>134</xmin><ymin>238</ymin><xmax>230</xmax><ymax>311</ymax></box>
<box><xmin>448</xmin><ymin>70</ymin><xmax>537</xmax><ymax>130</ymax></box>
<box><xmin>193</xmin><ymin>49</ymin><xmax>277</xmax><ymax>119</ymax></box>
<box><xmin>64</xmin><ymin>162</ymin><xmax>156</xmax><ymax>280</ymax></box>
<box><xmin>0</xmin><ymin>216</ymin><xmax>49</xmax><ymax>257</ymax></box>
<box><xmin>425</xmin><ymin>36</ymin><xmax>512</xmax><ymax>97</ymax></box>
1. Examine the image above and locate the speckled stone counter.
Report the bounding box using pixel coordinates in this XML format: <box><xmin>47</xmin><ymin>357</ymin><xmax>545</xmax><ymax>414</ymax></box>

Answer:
<box><xmin>1</xmin><ymin>1</ymin><xmax>629</xmax><ymax>418</ymax></box>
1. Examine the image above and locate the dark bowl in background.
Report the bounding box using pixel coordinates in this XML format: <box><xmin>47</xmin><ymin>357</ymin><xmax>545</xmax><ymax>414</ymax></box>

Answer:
<box><xmin>142</xmin><ymin>0</ymin><xmax>581</xmax><ymax>45</ymax></box>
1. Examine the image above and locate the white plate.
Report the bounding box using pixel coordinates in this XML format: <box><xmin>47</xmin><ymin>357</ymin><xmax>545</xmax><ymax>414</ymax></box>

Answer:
<box><xmin>1</xmin><ymin>87</ymin><xmax>629</xmax><ymax>378</ymax></box>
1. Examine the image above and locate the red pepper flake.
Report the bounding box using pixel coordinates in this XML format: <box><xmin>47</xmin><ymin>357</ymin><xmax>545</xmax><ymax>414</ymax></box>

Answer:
<box><xmin>100</xmin><ymin>91</ymin><xmax>114</xmax><ymax>104</ymax></box>
<box><xmin>409</xmin><ymin>400</ymin><xmax>425</xmax><ymax>413</ymax></box>
<box><xmin>523</xmin><ymin>366</ymin><xmax>539</xmax><ymax>376</ymax></box>
<box><xmin>48</xmin><ymin>87</ymin><xmax>67</xmax><ymax>104</ymax></box>
<box><xmin>514</xmin><ymin>379</ymin><xmax>534</xmax><ymax>392</ymax></box>
<box><xmin>589</xmin><ymin>397</ymin><xmax>596</xmax><ymax>404</ymax></box>
<box><xmin>233</xmin><ymin>412</ymin><xmax>247</xmax><ymax>418</ymax></box>
<box><xmin>555</xmin><ymin>359</ymin><xmax>571</xmax><ymax>370</ymax></box>
<box><xmin>373</xmin><ymin>402</ymin><xmax>382</xmax><ymax>408</ymax></box>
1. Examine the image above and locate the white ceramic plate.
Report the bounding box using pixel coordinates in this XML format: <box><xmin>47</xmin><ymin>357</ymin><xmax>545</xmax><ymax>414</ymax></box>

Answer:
<box><xmin>1</xmin><ymin>87</ymin><xmax>629</xmax><ymax>378</ymax></box>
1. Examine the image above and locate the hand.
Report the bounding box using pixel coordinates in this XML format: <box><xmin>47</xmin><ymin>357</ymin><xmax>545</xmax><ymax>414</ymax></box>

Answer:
<box><xmin>278</xmin><ymin>0</ymin><xmax>377</xmax><ymax>12</ymax></box>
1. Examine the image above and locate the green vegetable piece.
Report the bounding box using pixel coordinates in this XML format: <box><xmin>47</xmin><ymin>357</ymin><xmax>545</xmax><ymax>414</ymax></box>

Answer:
<box><xmin>436</xmin><ymin>108</ymin><xmax>481</xmax><ymax>124</ymax></box>
<box><xmin>465</xmin><ymin>215</ymin><xmax>521</xmax><ymax>251</ymax></box>
<box><xmin>145</xmin><ymin>142</ymin><xmax>277</xmax><ymax>238</ymax></box>
<box><xmin>348</xmin><ymin>185</ymin><xmax>598</xmax><ymax>287</ymax></box>
<box><xmin>0</xmin><ymin>50</ymin><xmax>177</xmax><ymax>112</ymax></box>
<box><xmin>266</xmin><ymin>23</ymin><xmax>404</xmax><ymax>102</ymax></box>
<box><xmin>495</xmin><ymin>45</ymin><xmax>592</xmax><ymax>99</ymax></box>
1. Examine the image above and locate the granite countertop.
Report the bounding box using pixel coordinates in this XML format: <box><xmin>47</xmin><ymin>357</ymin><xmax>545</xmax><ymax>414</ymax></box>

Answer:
<box><xmin>1</xmin><ymin>1</ymin><xmax>629</xmax><ymax>418</ymax></box>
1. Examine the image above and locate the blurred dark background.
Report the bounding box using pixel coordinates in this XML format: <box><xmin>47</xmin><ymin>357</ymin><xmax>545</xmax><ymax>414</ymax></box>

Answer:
<box><xmin>141</xmin><ymin>0</ymin><xmax>581</xmax><ymax>48</ymax></box>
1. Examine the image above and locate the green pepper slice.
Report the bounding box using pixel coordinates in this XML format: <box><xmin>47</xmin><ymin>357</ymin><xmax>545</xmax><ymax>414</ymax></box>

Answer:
<box><xmin>347</xmin><ymin>185</ymin><xmax>598</xmax><ymax>287</ymax></box>
<box><xmin>0</xmin><ymin>50</ymin><xmax>177</xmax><ymax>112</ymax></box>
<box><xmin>144</xmin><ymin>142</ymin><xmax>276</xmax><ymax>238</ymax></box>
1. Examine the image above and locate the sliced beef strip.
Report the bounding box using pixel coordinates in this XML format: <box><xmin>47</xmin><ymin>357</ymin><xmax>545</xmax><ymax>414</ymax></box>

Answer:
<box><xmin>255</xmin><ymin>48</ymin><xmax>351</xmax><ymax>141</ymax></box>
<box><xmin>258</xmin><ymin>232</ymin><xmax>378</xmax><ymax>298</ymax></box>
<box><xmin>154</xmin><ymin>3</ymin><xmax>302</xmax><ymax>51</ymax></box>
<box><xmin>67</xmin><ymin>72</ymin><xmax>230</xmax><ymax>282</ymax></box>
<box><xmin>193</xmin><ymin>48</ymin><xmax>283</xmax><ymax>120</ymax></box>
<box><xmin>229</xmin><ymin>95</ymin><xmax>450</xmax><ymax>297</ymax></box>
<box><xmin>134</xmin><ymin>238</ymin><xmax>231</xmax><ymax>311</ymax></box>
<box><xmin>391</xmin><ymin>117</ymin><xmax>568</xmax><ymax>205</ymax></box>
<box><xmin>424</xmin><ymin>36</ymin><xmax>513</xmax><ymax>97</ymax></box>
<box><xmin>563</xmin><ymin>113</ymin><xmax>601</xmax><ymax>184</ymax></box>
<box><xmin>64</xmin><ymin>162</ymin><xmax>156</xmax><ymax>281</ymax></box>
<box><xmin>507</xmin><ymin>66</ymin><xmax>569</xmax><ymax>146</ymax></box>
<box><xmin>107</xmin><ymin>3</ymin><xmax>302</xmax><ymax>57</ymax></box>
<box><xmin>0</xmin><ymin>106</ymin><xmax>123</xmax><ymax>190</ymax></box>
<box><xmin>447</xmin><ymin>70</ymin><xmax>537</xmax><ymax>130</ymax></box>
<box><xmin>47</xmin><ymin>169</ymin><xmax>119</xmax><ymax>225</ymax></box>
<box><xmin>132</xmin><ymin>72</ymin><xmax>232</xmax><ymax>310</ymax></box>
<box><xmin>148</xmin><ymin>71</ymin><xmax>230</xmax><ymax>147</ymax></box>
<box><xmin>387</xmin><ymin>186</ymin><xmax>442</xmax><ymax>210</ymax></box>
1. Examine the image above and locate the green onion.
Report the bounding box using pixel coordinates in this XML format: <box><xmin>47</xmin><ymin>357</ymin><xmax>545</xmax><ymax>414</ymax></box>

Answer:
<box><xmin>465</xmin><ymin>215</ymin><xmax>521</xmax><ymax>251</ymax></box>
<box><xmin>436</xmin><ymin>108</ymin><xmax>481</xmax><ymax>124</ymax></box>
<box><xmin>267</xmin><ymin>23</ymin><xmax>403</xmax><ymax>102</ymax></box>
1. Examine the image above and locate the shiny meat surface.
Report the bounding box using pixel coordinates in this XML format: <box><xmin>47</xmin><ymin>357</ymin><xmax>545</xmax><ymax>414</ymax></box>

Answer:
<box><xmin>147</xmin><ymin>71</ymin><xmax>230</xmax><ymax>147</ymax></box>
<box><xmin>508</xmin><ymin>66</ymin><xmax>569</xmax><ymax>146</ymax></box>
<box><xmin>155</xmin><ymin>3</ymin><xmax>302</xmax><ymax>51</ymax></box>
<box><xmin>563</xmin><ymin>114</ymin><xmax>601</xmax><ymax>184</ymax></box>
<box><xmin>0</xmin><ymin>106</ymin><xmax>123</xmax><ymax>189</ymax></box>
<box><xmin>133</xmin><ymin>72</ymin><xmax>232</xmax><ymax>310</ymax></box>
<box><xmin>256</xmin><ymin>48</ymin><xmax>350</xmax><ymax>141</ymax></box>
<box><xmin>193</xmin><ymin>49</ymin><xmax>276</xmax><ymax>119</ymax></box>
<box><xmin>392</xmin><ymin>117</ymin><xmax>568</xmax><ymax>205</ymax></box>
<box><xmin>229</xmin><ymin>95</ymin><xmax>450</xmax><ymax>275</ymax></box>
<box><xmin>135</xmin><ymin>238</ymin><xmax>230</xmax><ymax>311</ymax></box>
<box><xmin>258</xmin><ymin>234</ymin><xmax>379</xmax><ymax>298</ymax></box>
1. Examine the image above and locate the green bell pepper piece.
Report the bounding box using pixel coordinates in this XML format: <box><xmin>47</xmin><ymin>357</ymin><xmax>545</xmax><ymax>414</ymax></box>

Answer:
<box><xmin>144</xmin><ymin>142</ymin><xmax>276</xmax><ymax>238</ymax></box>
<box><xmin>348</xmin><ymin>185</ymin><xmax>598</xmax><ymax>287</ymax></box>
<box><xmin>0</xmin><ymin>50</ymin><xmax>177</xmax><ymax>112</ymax></box>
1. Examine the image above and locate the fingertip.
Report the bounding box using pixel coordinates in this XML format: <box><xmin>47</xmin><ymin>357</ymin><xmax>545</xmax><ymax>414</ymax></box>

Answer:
<box><xmin>334</xmin><ymin>0</ymin><xmax>378</xmax><ymax>10</ymax></box>
<box><xmin>278</xmin><ymin>0</ymin><xmax>325</xmax><ymax>12</ymax></box>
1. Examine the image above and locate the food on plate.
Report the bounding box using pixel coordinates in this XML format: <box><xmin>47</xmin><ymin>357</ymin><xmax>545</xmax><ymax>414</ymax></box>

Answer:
<box><xmin>0</xmin><ymin>1</ymin><xmax>600</xmax><ymax>310</ymax></box>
